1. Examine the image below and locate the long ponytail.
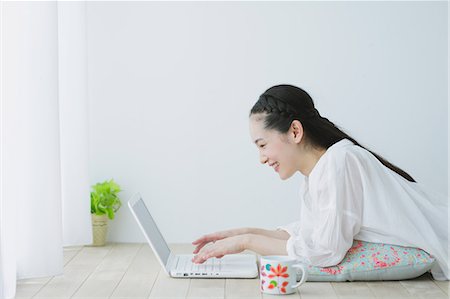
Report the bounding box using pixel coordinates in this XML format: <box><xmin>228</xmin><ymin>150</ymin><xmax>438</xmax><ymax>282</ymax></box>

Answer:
<box><xmin>250</xmin><ymin>84</ymin><xmax>415</xmax><ymax>182</ymax></box>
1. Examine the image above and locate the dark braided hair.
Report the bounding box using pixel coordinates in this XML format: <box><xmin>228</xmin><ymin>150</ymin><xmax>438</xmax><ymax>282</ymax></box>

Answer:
<box><xmin>250</xmin><ymin>84</ymin><xmax>416</xmax><ymax>183</ymax></box>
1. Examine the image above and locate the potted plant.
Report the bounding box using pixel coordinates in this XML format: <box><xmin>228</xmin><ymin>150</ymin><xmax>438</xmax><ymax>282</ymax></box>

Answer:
<box><xmin>90</xmin><ymin>179</ymin><xmax>122</xmax><ymax>246</ymax></box>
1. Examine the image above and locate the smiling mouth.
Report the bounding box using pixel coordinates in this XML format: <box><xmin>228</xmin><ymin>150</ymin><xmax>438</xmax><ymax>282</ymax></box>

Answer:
<box><xmin>270</xmin><ymin>162</ymin><xmax>280</xmax><ymax>172</ymax></box>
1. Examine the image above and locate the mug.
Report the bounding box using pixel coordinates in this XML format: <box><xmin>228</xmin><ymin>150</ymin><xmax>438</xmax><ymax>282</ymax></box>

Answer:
<box><xmin>260</xmin><ymin>256</ymin><xmax>308</xmax><ymax>295</ymax></box>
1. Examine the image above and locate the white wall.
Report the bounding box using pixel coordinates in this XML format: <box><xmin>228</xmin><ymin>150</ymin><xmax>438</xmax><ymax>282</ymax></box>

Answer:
<box><xmin>86</xmin><ymin>2</ymin><xmax>448</xmax><ymax>243</ymax></box>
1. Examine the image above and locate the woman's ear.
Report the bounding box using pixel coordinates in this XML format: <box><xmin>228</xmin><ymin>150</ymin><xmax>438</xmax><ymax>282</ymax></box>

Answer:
<box><xmin>290</xmin><ymin>120</ymin><xmax>304</xmax><ymax>144</ymax></box>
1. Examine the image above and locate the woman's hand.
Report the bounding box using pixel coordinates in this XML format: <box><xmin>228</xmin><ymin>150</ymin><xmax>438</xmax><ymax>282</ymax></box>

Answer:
<box><xmin>191</xmin><ymin>228</ymin><xmax>289</xmax><ymax>264</ymax></box>
<box><xmin>192</xmin><ymin>228</ymin><xmax>249</xmax><ymax>254</ymax></box>
<box><xmin>192</xmin><ymin>234</ymin><xmax>248</xmax><ymax>264</ymax></box>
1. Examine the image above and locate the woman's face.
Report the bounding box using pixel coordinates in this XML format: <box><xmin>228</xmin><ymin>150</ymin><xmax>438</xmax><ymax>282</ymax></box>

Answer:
<box><xmin>249</xmin><ymin>115</ymin><xmax>301</xmax><ymax>180</ymax></box>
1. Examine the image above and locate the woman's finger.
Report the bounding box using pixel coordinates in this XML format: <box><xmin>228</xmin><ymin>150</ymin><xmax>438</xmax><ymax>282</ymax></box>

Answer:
<box><xmin>191</xmin><ymin>255</ymin><xmax>203</xmax><ymax>264</ymax></box>
<box><xmin>193</xmin><ymin>239</ymin><xmax>217</xmax><ymax>253</ymax></box>
<box><xmin>192</xmin><ymin>251</ymin><xmax>211</xmax><ymax>264</ymax></box>
<box><xmin>192</xmin><ymin>236</ymin><xmax>207</xmax><ymax>245</ymax></box>
<box><xmin>193</xmin><ymin>243</ymin><xmax>208</xmax><ymax>254</ymax></box>
<box><xmin>192</xmin><ymin>230</ymin><xmax>231</xmax><ymax>245</ymax></box>
<box><xmin>199</xmin><ymin>246</ymin><xmax>225</xmax><ymax>261</ymax></box>
<box><xmin>192</xmin><ymin>243</ymin><xmax>222</xmax><ymax>264</ymax></box>
<box><xmin>192</xmin><ymin>233</ymin><xmax>219</xmax><ymax>245</ymax></box>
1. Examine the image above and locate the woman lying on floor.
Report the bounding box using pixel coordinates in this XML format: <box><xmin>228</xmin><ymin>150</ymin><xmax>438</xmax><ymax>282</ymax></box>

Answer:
<box><xmin>191</xmin><ymin>84</ymin><xmax>449</xmax><ymax>281</ymax></box>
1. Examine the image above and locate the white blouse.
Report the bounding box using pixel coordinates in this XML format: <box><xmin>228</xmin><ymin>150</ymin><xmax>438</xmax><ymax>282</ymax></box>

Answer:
<box><xmin>278</xmin><ymin>139</ymin><xmax>449</xmax><ymax>280</ymax></box>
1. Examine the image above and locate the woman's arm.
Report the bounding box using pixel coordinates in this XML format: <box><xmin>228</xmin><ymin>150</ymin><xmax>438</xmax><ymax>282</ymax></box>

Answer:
<box><xmin>192</xmin><ymin>227</ymin><xmax>290</xmax><ymax>254</ymax></box>
<box><xmin>244</xmin><ymin>233</ymin><xmax>288</xmax><ymax>255</ymax></box>
<box><xmin>247</xmin><ymin>228</ymin><xmax>290</xmax><ymax>240</ymax></box>
<box><xmin>192</xmin><ymin>233</ymin><xmax>288</xmax><ymax>264</ymax></box>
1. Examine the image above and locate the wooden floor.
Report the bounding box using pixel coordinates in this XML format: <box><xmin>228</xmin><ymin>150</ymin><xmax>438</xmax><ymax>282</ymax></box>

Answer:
<box><xmin>14</xmin><ymin>243</ymin><xmax>449</xmax><ymax>299</ymax></box>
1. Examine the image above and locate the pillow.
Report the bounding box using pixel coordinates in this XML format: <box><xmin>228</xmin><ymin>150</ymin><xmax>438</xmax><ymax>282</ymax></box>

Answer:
<box><xmin>305</xmin><ymin>240</ymin><xmax>436</xmax><ymax>281</ymax></box>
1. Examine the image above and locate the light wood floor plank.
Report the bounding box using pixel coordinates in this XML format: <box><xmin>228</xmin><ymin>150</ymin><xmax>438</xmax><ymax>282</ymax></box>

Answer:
<box><xmin>32</xmin><ymin>269</ymin><xmax>91</xmax><ymax>299</ymax></box>
<box><xmin>366</xmin><ymin>281</ymin><xmax>412</xmax><ymax>298</ymax></box>
<box><xmin>71</xmin><ymin>243</ymin><xmax>141</xmax><ymax>299</ymax></box>
<box><xmin>33</xmin><ymin>244</ymin><xmax>113</xmax><ymax>299</ymax></box>
<box><xmin>400</xmin><ymin>279</ymin><xmax>448</xmax><ymax>298</ymax></box>
<box><xmin>110</xmin><ymin>273</ymin><xmax>158</xmax><ymax>299</ymax></box>
<box><xmin>331</xmin><ymin>281</ymin><xmax>375</xmax><ymax>298</ymax></box>
<box><xmin>125</xmin><ymin>245</ymin><xmax>161</xmax><ymax>274</ymax></box>
<box><xmin>63</xmin><ymin>246</ymin><xmax>83</xmax><ymax>266</ymax></box>
<box><xmin>433</xmin><ymin>280</ymin><xmax>449</xmax><ymax>295</ymax></box>
<box><xmin>15</xmin><ymin>277</ymin><xmax>52</xmax><ymax>299</ymax></box>
<box><xmin>95</xmin><ymin>243</ymin><xmax>142</xmax><ymax>272</ymax></box>
<box><xmin>186</xmin><ymin>278</ymin><xmax>225</xmax><ymax>298</ymax></box>
<box><xmin>64</xmin><ymin>244</ymin><xmax>114</xmax><ymax>272</ymax></box>
<box><xmin>71</xmin><ymin>271</ymin><xmax>123</xmax><ymax>299</ymax></box>
<box><xmin>110</xmin><ymin>244</ymin><xmax>160</xmax><ymax>298</ymax></box>
<box><xmin>298</xmin><ymin>282</ymin><xmax>338</xmax><ymax>299</ymax></box>
<box><xmin>225</xmin><ymin>278</ymin><xmax>261</xmax><ymax>298</ymax></box>
<box><xmin>148</xmin><ymin>271</ymin><xmax>190</xmax><ymax>298</ymax></box>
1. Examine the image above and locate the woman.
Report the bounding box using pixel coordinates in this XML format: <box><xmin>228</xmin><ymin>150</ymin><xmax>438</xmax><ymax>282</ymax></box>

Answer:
<box><xmin>191</xmin><ymin>84</ymin><xmax>449</xmax><ymax>280</ymax></box>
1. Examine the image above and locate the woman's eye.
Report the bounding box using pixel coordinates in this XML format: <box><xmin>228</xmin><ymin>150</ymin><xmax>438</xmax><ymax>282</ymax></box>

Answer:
<box><xmin>259</xmin><ymin>144</ymin><xmax>266</xmax><ymax>148</ymax></box>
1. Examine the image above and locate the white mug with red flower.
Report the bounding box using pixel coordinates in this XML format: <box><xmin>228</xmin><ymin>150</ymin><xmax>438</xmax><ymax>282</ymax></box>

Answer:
<box><xmin>260</xmin><ymin>256</ymin><xmax>308</xmax><ymax>295</ymax></box>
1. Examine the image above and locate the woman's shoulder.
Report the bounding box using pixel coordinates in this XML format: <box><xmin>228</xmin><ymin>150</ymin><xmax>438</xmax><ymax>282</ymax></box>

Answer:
<box><xmin>319</xmin><ymin>138</ymin><xmax>360</xmax><ymax>164</ymax></box>
<box><xmin>325</xmin><ymin>139</ymin><xmax>374</xmax><ymax>161</ymax></box>
<box><xmin>310</xmin><ymin>139</ymin><xmax>373</xmax><ymax>179</ymax></box>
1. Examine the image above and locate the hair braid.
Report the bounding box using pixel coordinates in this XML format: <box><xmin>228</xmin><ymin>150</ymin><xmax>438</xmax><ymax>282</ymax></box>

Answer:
<box><xmin>253</xmin><ymin>95</ymin><xmax>296</xmax><ymax>117</ymax></box>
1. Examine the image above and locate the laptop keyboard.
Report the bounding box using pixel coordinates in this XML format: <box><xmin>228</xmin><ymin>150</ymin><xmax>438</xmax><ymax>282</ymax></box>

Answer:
<box><xmin>177</xmin><ymin>255</ymin><xmax>222</xmax><ymax>274</ymax></box>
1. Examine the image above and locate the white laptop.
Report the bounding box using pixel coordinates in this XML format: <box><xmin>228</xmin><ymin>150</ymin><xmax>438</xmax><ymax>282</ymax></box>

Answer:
<box><xmin>128</xmin><ymin>193</ymin><xmax>259</xmax><ymax>278</ymax></box>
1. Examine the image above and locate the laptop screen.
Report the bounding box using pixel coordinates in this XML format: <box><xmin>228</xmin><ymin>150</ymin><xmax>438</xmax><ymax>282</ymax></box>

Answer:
<box><xmin>131</xmin><ymin>197</ymin><xmax>171</xmax><ymax>265</ymax></box>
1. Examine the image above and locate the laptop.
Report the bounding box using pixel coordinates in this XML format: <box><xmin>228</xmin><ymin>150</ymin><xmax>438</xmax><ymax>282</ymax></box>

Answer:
<box><xmin>128</xmin><ymin>193</ymin><xmax>259</xmax><ymax>278</ymax></box>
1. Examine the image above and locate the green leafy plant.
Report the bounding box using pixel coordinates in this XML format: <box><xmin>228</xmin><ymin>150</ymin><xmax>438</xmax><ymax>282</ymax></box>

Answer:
<box><xmin>90</xmin><ymin>179</ymin><xmax>122</xmax><ymax>220</ymax></box>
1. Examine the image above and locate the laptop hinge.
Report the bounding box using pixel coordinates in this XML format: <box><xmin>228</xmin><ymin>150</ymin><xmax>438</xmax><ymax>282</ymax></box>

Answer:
<box><xmin>166</xmin><ymin>253</ymin><xmax>178</xmax><ymax>272</ymax></box>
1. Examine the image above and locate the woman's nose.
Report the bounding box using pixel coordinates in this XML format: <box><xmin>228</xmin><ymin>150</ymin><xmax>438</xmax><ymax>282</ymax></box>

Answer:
<box><xmin>259</xmin><ymin>153</ymin><xmax>268</xmax><ymax>164</ymax></box>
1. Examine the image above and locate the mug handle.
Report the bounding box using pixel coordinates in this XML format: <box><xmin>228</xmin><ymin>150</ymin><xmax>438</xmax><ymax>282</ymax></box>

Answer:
<box><xmin>291</xmin><ymin>264</ymin><xmax>308</xmax><ymax>288</ymax></box>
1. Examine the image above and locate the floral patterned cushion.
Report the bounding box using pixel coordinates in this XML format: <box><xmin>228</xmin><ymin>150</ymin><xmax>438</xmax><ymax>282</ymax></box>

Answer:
<box><xmin>306</xmin><ymin>240</ymin><xmax>436</xmax><ymax>281</ymax></box>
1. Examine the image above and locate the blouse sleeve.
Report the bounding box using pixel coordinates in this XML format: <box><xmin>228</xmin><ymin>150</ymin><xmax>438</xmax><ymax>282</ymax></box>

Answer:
<box><xmin>281</xmin><ymin>150</ymin><xmax>364</xmax><ymax>267</ymax></box>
